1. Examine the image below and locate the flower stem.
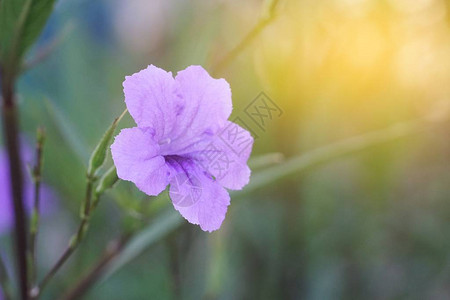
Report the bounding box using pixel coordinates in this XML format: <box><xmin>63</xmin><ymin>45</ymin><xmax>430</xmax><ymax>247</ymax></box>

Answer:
<box><xmin>28</xmin><ymin>127</ymin><xmax>46</xmax><ymax>286</ymax></box>
<box><xmin>58</xmin><ymin>196</ymin><xmax>152</xmax><ymax>300</ymax></box>
<box><xmin>1</xmin><ymin>69</ymin><xmax>29</xmax><ymax>300</ymax></box>
<box><xmin>58</xmin><ymin>234</ymin><xmax>132</xmax><ymax>300</ymax></box>
<box><xmin>33</xmin><ymin>176</ymin><xmax>95</xmax><ymax>298</ymax></box>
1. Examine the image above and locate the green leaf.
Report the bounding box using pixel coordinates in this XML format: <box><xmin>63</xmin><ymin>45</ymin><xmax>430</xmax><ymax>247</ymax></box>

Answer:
<box><xmin>0</xmin><ymin>0</ymin><xmax>56</xmax><ymax>73</ymax></box>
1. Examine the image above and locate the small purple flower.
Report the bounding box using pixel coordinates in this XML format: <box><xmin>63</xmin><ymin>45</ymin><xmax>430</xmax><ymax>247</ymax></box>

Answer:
<box><xmin>111</xmin><ymin>65</ymin><xmax>253</xmax><ymax>232</ymax></box>
<box><xmin>0</xmin><ymin>145</ymin><xmax>56</xmax><ymax>234</ymax></box>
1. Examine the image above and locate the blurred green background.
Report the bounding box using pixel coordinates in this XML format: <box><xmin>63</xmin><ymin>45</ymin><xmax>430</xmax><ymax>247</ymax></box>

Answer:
<box><xmin>4</xmin><ymin>0</ymin><xmax>450</xmax><ymax>299</ymax></box>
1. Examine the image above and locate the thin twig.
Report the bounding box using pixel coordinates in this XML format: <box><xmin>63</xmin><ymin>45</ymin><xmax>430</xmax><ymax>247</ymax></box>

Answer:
<box><xmin>32</xmin><ymin>177</ymin><xmax>95</xmax><ymax>298</ymax></box>
<box><xmin>28</xmin><ymin>127</ymin><xmax>46</xmax><ymax>286</ymax></box>
<box><xmin>58</xmin><ymin>234</ymin><xmax>132</xmax><ymax>300</ymax></box>
<box><xmin>58</xmin><ymin>197</ymin><xmax>160</xmax><ymax>300</ymax></box>
<box><xmin>211</xmin><ymin>0</ymin><xmax>281</xmax><ymax>75</ymax></box>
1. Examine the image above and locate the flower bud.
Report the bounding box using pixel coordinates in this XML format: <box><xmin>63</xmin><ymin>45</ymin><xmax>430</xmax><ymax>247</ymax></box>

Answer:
<box><xmin>87</xmin><ymin>110</ymin><xmax>126</xmax><ymax>176</ymax></box>
<box><xmin>95</xmin><ymin>166</ymin><xmax>119</xmax><ymax>196</ymax></box>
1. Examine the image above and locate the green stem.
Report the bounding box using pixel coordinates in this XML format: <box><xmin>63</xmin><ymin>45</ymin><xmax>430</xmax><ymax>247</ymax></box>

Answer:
<box><xmin>57</xmin><ymin>197</ymin><xmax>157</xmax><ymax>300</ymax></box>
<box><xmin>58</xmin><ymin>234</ymin><xmax>132</xmax><ymax>300</ymax></box>
<box><xmin>32</xmin><ymin>176</ymin><xmax>95</xmax><ymax>298</ymax></box>
<box><xmin>28</xmin><ymin>128</ymin><xmax>46</xmax><ymax>286</ymax></box>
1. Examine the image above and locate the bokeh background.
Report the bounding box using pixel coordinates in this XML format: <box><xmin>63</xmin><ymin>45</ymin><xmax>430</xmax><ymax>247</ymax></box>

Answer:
<box><xmin>2</xmin><ymin>0</ymin><xmax>450</xmax><ymax>299</ymax></box>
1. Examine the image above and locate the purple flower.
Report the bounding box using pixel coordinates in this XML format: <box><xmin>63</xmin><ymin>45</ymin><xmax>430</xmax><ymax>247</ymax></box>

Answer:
<box><xmin>0</xmin><ymin>145</ymin><xmax>56</xmax><ymax>234</ymax></box>
<box><xmin>111</xmin><ymin>65</ymin><xmax>253</xmax><ymax>232</ymax></box>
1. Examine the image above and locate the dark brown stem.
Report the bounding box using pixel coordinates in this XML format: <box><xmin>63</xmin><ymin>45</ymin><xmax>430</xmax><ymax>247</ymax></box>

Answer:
<box><xmin>29</xmin><ymin>128</ymin><xmax>45</xmax><ymax>286</ymax></box>
<box><xmin>59</xmin><ymin>234</ymin><xmax>131</xmax><ymax>300</ymax></box>
<box><xmin>1</xmin><ymin>68</ymin><xmax>29</xmax><ymax>300</ymax></box>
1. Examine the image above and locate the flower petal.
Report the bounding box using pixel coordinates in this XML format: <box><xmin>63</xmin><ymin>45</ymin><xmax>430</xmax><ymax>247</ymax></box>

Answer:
<box><xmin>160</xmin><ymin>66</ymin><xmax>232</xmax><ymax>155</ymax></box>
<box><xmin>187</xmin><ymin>121</ymin><xmax>254</xmax><ymax>190</ymax></box>
<box><xmin>111</xmin><ymin>127</ymin><xmax>170</xmax><ymax>196</ymax></box>
<box><xmin>167</xmin><ymin>158</ymin><xmax>230</xmax><ymax>232</ymax></box>
<box><xmin>123</xmin><ymin>65</ymin><xmax>182</xmax><ymax>141</ymax></box>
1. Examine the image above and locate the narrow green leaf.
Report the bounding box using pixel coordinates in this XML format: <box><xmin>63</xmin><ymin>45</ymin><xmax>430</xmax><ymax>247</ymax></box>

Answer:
<box><xmin>0</xmin><ymin>0</ymin><xmax>56</xmax><ymax>73</ymax></box>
